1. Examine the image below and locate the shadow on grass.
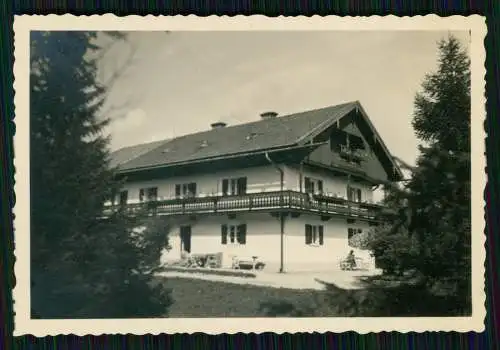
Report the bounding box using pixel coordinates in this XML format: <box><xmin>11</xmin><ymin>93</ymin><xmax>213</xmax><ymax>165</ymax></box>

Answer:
<box><xmin>260</xmin><ymin>276</ymin><xmax>471</xmax><ymax>317</ymax></box>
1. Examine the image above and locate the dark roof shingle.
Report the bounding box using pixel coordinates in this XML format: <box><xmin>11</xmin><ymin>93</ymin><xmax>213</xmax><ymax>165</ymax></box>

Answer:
<box><xmin>113</xmin><ymin>102</ymin><xmax>356</xmax><ymax>171</ymax></box>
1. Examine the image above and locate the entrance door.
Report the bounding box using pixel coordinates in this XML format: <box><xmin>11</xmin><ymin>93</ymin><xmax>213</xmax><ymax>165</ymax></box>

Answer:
<box><xmin>180</xmin><ymin>226</ymin><xmax>192</xmax><ymax>253</ymax></box>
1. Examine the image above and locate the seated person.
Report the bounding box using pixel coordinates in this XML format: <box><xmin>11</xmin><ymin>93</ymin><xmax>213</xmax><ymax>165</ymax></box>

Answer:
<box><xmin>345</xmin><ymin>250</ymin><xmax>357</xmax><ymax>269</ymax></box>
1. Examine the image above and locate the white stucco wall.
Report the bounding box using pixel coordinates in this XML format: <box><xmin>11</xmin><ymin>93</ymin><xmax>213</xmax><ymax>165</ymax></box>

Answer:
<box><xmin>117</xmin><ymin>164</ymin><xmax>374</xmax><ymax>205</ymax></box>
<box><xmin>121</xmin><ymin>165</ymin><xmax>284</xmax><ymax>203</ymax></box>
<box><xmin>159</xmin><ymin>212</ymin><xmax>375</xmax><ymax>272</ymax></box>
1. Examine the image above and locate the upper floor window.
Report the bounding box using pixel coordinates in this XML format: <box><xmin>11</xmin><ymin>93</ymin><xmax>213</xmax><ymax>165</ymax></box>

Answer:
<box><xmin>119</xmin><ymin>190</ymin><xmax>128</xmax><ymax>206</ymax></box>
<box><xmin>222</xmin><ymin>177</ymin><xmax>247</xmax><ymax>196</ymax></box>
<box><xmin>221</xmin><ymin>224</ymin><xmax>247</xmax><ymax>245</ymax></box>
<box><xmin>347</xmin><ymin>186</ymin><xmax>362</xmax><ymax>202</ymax></box>
<box><xmin>175</xmin><ymin>182</ymin><xmax>197</xmax><ymax>198</ymax></box>
<box><xmin>139</xmin><ymin>187</ymin><xmax>158</xmax><ymax>202</ymax></box>
<box><xmin>304</xmin><ymin>177</ymin><xmax>323</xmax><ymax>195</ymax></box>
<box><xmin>305</xmin><ymin>224</ymin><xmax>324</xmax><ymax>246</ymax></box>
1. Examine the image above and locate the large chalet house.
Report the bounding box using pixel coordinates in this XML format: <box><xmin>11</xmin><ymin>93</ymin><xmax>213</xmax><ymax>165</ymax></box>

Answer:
<box><xmin>107</xmin><ymin>101</ymin><xmax>403</xmax><ymax>272</ymax></box>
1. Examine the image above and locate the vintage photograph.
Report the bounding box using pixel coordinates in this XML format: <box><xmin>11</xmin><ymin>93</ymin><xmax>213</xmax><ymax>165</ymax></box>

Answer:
<box><xmin>13</xmin><ymin>15</ymin><xmax>486</xmax><ymax>335</ymax></box>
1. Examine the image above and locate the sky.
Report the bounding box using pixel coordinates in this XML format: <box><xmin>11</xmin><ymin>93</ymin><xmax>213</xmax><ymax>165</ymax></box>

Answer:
<box><xmin>97</xmin><ymin>30</ymin><xmax>469</xmax><ymax>166</ymax></box>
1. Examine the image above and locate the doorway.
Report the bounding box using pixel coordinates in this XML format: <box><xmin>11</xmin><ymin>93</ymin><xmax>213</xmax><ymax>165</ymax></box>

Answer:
<box><xmin>180</xmin><ymin>225</ymin><xmax>192</xmax><ymax>253</ymax></box>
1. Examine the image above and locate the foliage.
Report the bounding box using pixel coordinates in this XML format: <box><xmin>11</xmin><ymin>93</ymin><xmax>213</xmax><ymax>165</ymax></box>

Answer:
<box><xmin>367</xmin><ymin>35</ymin><xmax>471</xmax><ymax>313</ymax></box>
<box><xmin>30</xmin><ymin>31</ymin><xmax>171</xmax><ymax>318</ymax></box>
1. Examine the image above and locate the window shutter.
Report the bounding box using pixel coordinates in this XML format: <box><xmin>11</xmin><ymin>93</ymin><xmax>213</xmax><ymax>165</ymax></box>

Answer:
<box><xmin>139</xmin><ymin>189</ymin><xmax>145</xmax><ymax>202</ymax></box>
<box><xmin>305</xmin><ymin>224</ymin><xmax>312</xmax><ymax>244</ymax></box>
<box><xmin>317</xmin><ymin>180</ymin><xmax>323</xmax><ymax>194</ymax></box>
<box><xmin>221</xmin><ymin>225</ymin><xmax>228</xmax><ymax>244</ymax></box>
<box><xmin>304</xmin><ymin>177</ymin><xmax>312</xmax><ymax>193</ymax></box>
<box><xmin>148</xmin><ymin>187</ymin><xmax>158</xmax><ymax>201</ymax></box>
<box><xmin>119</xmin><ymin>190</ymin><xmax>128</xmax><ymax>206</ymax></box>
<box><xmin>237</xmin><ymin>224</ymin><xmax>247</xmax><ymax>244</ymax></box>
<box><xmin>188</xmin><ymin>183</ymin><xmax>197</xmax><ymax>197</ymax></box>
<box><xmin>222</xmin><ymin>179</ymin><xmax>229</xmax><ymax>195</ymax></box>
<box><xmin>237</xmin><ymin>177</ymin><xmax>247</xmax><ymax>195</ymax></box>
<box><xmin>318</xmin><ymin>226</ymin><xmax>324</xmax><ymax>245</ymax></box>
<box><xmin>357</xmin><ymin>189</ymin><xmax>362</xmax><ymax>202</ymax></box>
<box><xmin>175</xmin><ymin>184</ymin><xmax>181</xmax><ymax>198</ymax></box>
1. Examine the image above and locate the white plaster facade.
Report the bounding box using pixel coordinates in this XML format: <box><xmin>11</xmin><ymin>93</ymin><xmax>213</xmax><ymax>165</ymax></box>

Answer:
<box><xmin>115</xmin><ymin>164</ymin><xmax>374</xmax><ymax>205</ymax></box>
<box><xmin>159</xmin><ymin>212</ymin><xmax>376</xmax><ymax>272</ymax></box>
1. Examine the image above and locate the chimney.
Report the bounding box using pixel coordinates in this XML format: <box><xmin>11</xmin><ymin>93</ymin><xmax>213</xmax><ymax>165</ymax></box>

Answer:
<box><xmin>260</xmin><ymin>111</ymin><xmax>278</xmax><ymax>119</ymax></box>
<box><xmin>210</xmin><ymin>122</ymin><xmax>227</xmax><ymax>129</ymax></box>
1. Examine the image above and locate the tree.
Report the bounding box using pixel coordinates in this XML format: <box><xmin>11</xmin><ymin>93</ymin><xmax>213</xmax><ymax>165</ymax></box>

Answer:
<box><xmin>30</xmin><ymin>31</ymin><xmax>171</xmax><ymax>318</ymax></box>
<box><xmin>367</xmin><ymin>35</ymin><xmax>471</xmax><ymax>314</ymax></box>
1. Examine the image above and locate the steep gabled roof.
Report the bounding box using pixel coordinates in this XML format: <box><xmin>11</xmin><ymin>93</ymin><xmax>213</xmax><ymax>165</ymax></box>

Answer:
<box><xmin>114</xmin><ymin>102</ymin><xmax>356</xmax><ymax>171</ymax></box>
<box><xmin>108</xmin><ymin>140</ymin><xmax>167</xmax><ymax>168</ymax></box>
<box><xmin>110</xmin><ymin>101</ymin><xmax>403</xmax><ymax>180</ymax></box>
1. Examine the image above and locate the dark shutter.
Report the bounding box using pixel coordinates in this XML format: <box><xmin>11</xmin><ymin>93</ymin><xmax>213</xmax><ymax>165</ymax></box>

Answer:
<box><xmin>139</xmin><ymin>189</ymin><xmax>145</xmax><ymax>202</ymax></box>
<box><xmin>237</xmin><ymin>177</ymin><xmax>247</xmax><ymax>195</ymax></box>
<box><xmin>304</xmin><ymin>177</ymin><xmax>312</xmax><ymax>193</ymax></box>
<box><xmin>237</xmin><ymin>224</ymin><xmax>247</xmax><ymax>244</ymax></box>
<box><xmin>222</xmin><ymin>179</ymin><xmax>229</xmax><ymax>195</ymax></box>
<box><xmin>357</xmin><ymin>189</ymin><xmax>362</xmax><ymax>202</ymax></box>
<box><xmin>348</xmin><ymin>228</ymin><xmax>355</xmax><ymax>239</ymax></box>
<box><xmin>317</xmin><ymin>180</ymin><xmax>323</xmax><ymax>194</ymax></box>
<box><xmin>188</xmin><ymin>183</ymin><xmax>197</xmax><ymax>197</ymax></box>
<box><xmin>175</xmin><ymin>184</ymin><xmax>181</xmax><ymax>198</ymax></box>
<box><xmin>347</xmin><ymin>186</ymin><xmax>353</xmax><ymax>201</ymax></box>
<box><xmin>305</xmin><ymin>224</ymin><xmax>312</xmax><ymax>244</ymax></box>
<box><xmin>318</xmin><ymin>226</ymin><xmax>324</xmax><ymax>245</ymax></box>
<box><xmin>148</xmin><ymin>187</ymin><xmax>158</xmax><ymax>201</ymax></box>
<box><xmin>221</xmin><ymin>225</ymin><xmax>228</xmax><ymax>244</ymax></box>
<box><xmin>119</xmin><ymin>190</ymin><xmax>128</xmax><ymax>206</ymax></box>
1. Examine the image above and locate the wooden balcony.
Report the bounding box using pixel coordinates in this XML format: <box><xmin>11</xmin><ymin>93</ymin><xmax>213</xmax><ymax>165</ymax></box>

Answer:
<box><xmin>103</xmin><ymin>191</ymin><xmax>384</xmax><ymax>221</ymax></box>
<box><xmin>339</xmin><ymin>144</ymin><xmax>368</xmax><ymax>163</ymax></box>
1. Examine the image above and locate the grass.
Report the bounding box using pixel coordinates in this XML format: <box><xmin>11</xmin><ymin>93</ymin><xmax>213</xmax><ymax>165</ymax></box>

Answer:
<box><xmin>156</xmin><ymin>275</ymin><xmax>471</xmax><ymax>317</ymax></box>
<box><xmin>157</xmin><ymin>276</ymin><xmax>330</xmax><ymax>317</ymax></box>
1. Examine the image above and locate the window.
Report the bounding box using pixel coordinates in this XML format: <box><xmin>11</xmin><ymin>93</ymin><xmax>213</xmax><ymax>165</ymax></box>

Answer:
<box><xmin>221</xmin><ymin>224</ymin><xmax>247</xmax><ymax>245</ymax></box>
<box><xmin>175</xmin><ymin>182</ymin><xmax>197</xmax><ymax>198</ymax></box>
<box><xmin>304</xmin><ymin>177</ymin><xmax>324</xmax><ymax>194</ymax></box>
<box><xmin>348</xmin><ymin>228</ymin><xmax>363</xmax><ymax>247</ymax></box>
<box><xmin>222</xmin><ymin>177</ymin><xmax>247</xmax><ymax>196</ymax></box>
<box><xmin>347</xmin><ymin>186</ymin><xmax>362</xmax><ymax>202</ymax></box>
<box><xmin>139</xmin><ymin>187</ymin><xmax>158</xmax><ymax>202</ymax></box>
<box><xmin>305</xmin><ymin>224</ymin><xmax>324</xmax><ymax>246</ymax></box>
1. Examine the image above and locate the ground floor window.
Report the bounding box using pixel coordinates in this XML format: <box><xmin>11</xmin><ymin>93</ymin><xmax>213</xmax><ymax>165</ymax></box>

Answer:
<box><xmin>221</xmin><ymin>224</ymin><xmax>247</xmax><ymax>245</ymax></box>
<box><xmin>348</xmin><ymin>227</ymin><xmax>363</xmax><ymax>247</ymax></box>
<box><xmin>305</xmin><ymin>224</ymin><xmax>324</xmax><ymax>245</ymax></box>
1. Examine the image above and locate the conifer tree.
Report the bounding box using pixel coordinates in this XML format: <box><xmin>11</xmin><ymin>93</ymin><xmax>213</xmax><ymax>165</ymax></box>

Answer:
<box><xmin>367</xmin><ymin>35</ymin><xmax>471</xmax><ymax>314</ymax></box>
<box><xmin>30</xmin><ymin>31</ymin><xmax>171</xmax><ymax>318</ymax></box>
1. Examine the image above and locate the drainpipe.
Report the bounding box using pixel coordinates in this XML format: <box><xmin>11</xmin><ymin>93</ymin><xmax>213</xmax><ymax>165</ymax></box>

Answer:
<box><xmin>299</xmin><ymin>161</ymin><xmax>304</xmax><ymax>192</ymax></box>
<box><xmin>265</xmin><ymin>152</ymin><xmax>285</xmax><ymax>273</ymax></box>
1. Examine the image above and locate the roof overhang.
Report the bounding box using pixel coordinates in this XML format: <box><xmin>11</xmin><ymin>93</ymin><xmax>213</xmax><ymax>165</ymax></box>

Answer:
<box><xmin>115</xmin><ymin>143</ymin><xmax>324</xmax><ymax>181</ymax></box>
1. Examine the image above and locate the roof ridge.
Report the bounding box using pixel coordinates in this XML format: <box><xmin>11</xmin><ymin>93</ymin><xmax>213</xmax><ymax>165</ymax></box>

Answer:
<box><xmin>115</xmin><ymin>101</ymin><xmax>358</xmax><ymax>151</ymax></box>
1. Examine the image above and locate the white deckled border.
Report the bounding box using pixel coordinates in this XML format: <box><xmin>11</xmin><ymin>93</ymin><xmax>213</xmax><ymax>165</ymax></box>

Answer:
<box><xmin>13</xmin><ymin>14</ymin><xmax>487</xmax><ymax>336</ymax></box>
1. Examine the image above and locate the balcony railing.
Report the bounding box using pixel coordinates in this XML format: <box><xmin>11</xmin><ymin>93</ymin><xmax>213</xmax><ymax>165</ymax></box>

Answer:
<box><xmin>339</xmin><ymin>144</ymin><xmax>368</xmax><ymax>163</ymax></box>
<box><xmin>103</xmin><ymin>191</ymin><xmax>383</xmax><ymax>221</ymax></box>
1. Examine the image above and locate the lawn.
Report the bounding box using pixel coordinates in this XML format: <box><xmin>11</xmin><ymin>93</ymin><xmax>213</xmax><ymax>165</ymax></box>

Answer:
<box><xmin>156</xmin><ymin>276</ymin><xmax>469</xmax><ymax>317</ymax></box>
<box><xmin>157</xmin><ymin>276</ymin><xmax>333</xmax><ymax>317</ymax></box>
